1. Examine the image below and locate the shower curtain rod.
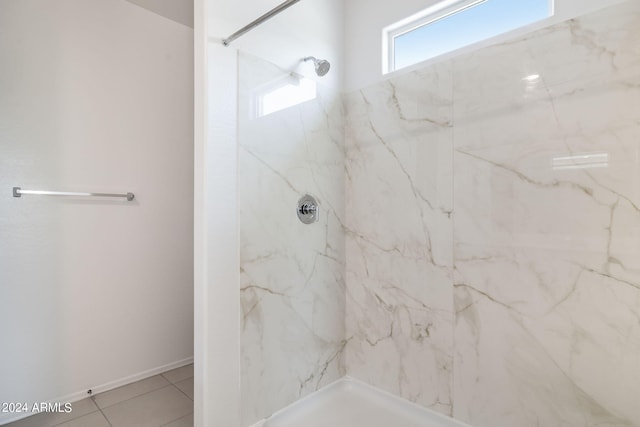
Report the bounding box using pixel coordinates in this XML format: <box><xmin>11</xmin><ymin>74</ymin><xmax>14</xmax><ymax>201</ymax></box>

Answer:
<box><xmin>222</xmin><ymin>0</ymin><xmax>301</xmax><ymax>46</ymax></box>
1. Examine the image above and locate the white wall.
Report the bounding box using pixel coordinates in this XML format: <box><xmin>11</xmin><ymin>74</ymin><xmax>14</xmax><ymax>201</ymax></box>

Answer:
<box><xmin>194</xmin><ymin>40</ymin><xmax>241</xmax><ymax>427</ymax></box>
<box><xmin>0</xmin><ymin>1</ymin><xmax>193</xmax><ymax>423</ymax></box>
<box><xmin>345</xmin><ymin>0</ymin><xmax>627</xmax><ymax>91</ymax></box>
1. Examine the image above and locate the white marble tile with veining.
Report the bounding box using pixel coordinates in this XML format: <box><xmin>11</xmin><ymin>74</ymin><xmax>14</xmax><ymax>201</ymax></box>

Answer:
<box><xmin>343</xmin><ymin>2</ymin><xmax>640</xmax><ymax>427</ymax></box>
<box><xmin>344</xmin><ymin>61</ymin><xmax>455</xmax><ymax>415</ymax></box>
<box><xmin>525</xmin><ymin>1</ymin><xmax>640</xmax><ymax>87</ymax></box>
<box><xmin>451</xmin><ymin>3</ymin><xmax>640</xmax><ymax>426</ymax></box>
<box><xmin>452</xmin><ymin>1</ymin><xmax>640</xmax><ymax>120</ymax></box>
<box><xmin>238</xmin><ymin>52</ymin><xmax>346</xmax><ymax>427</ymax></box>
<box><xmin>238</xmin><ymin>3</ymin><xmax>640</xmax><ymax>427</ymax></box>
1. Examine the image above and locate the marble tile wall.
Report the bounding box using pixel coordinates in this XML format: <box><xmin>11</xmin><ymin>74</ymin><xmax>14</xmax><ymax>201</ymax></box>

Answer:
<box><xmin>345</xmin><ymin>1</ymin><xmax>640</xmax><ymax>426</ymax></box>
<box><xmin>344</xmin><ymin>62</ymin><xmax>455</xmax><ymax>415</ymax></box>
<box><xmin>452</xmin><ymin>2</ymin><xmax>640</xmax><ymax>425</ymax></box>
<box><xmin>238</xmin><ymin>53</ymin><xmax>346</xmax><ymax>426</ymax></box>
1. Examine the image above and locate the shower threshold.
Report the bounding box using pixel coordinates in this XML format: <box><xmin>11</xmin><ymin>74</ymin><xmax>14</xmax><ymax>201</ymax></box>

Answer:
<box><xmin>251</xmin><ymin>377</ymin><xmax>472</xmax><ymax>427</ymax></box>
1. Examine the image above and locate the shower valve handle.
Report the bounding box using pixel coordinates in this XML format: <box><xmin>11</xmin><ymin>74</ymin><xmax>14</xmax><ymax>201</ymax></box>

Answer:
<box><xmin>298</xmin><ymin>203</ymin><xmax>317</xmax><ymax>215</ymax></box>
<box><xmin>297</xmin><ymin>194</ymin><xmax>319</xmax><ymax>224</ymax></box>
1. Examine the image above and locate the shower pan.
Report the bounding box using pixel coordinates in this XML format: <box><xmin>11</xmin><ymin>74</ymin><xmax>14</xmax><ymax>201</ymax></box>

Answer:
<box><xmin>257</xmin><ymin>378</ymin><xmax>470</xmax><ymax>427</ymax></box>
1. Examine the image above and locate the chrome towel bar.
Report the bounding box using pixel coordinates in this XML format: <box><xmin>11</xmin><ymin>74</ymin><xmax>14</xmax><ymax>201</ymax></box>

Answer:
<box><xmin>13</xmin><ymin>187</ymin><xmax>135</xmax><ymax>201</ymax></box>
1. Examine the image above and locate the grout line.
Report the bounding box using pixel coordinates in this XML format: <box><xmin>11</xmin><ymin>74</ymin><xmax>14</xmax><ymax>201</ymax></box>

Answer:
<box><xmin>91</xmin><ymin>375</ymin><xmax>171</xmax><ymax>410</ymax></box>
<box><xmin>171</xmin><ymin>381</ymin><xmax>194</xmax><ymax>401</ymax></box>
<box><xmin>91</xmin><ymin>397</ymin><xmax>114</xmax><ymax>427</ymax></box>
<box><xmin>160</xmin><ymin>411</ymin><xmax>194</xmax><ymax>427</ymax></box>
<box><xmin>48</xmin><ymin>398</ymin><xmax>98</xmax><ymax>427</ymax></box>
<box><xmin>160</xmin><ymin>364</ymin><xmax>194</xmax><ymax>385</ymax></box>
<box><xmin>11</xmin><ymin>367</ymin><xmax>194</xmax><ymax>426</ymax></box>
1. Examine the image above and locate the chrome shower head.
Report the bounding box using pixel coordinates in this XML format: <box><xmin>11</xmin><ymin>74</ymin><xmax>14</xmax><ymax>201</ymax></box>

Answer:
<box><xmin>303</xmin><ymin>56</ymin><xmax>331</xmax><ymax>77</ymax></box>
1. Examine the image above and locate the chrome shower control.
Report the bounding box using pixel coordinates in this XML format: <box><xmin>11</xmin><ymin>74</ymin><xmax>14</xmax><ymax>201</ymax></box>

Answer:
<box><xmin>299</xmin><ymin>203</ymin><xmax>316</xmax><ymax>215</ymax></box>
<box><xmin>297</xmin><ymin>194</ymin><xmax>319</xmax><ymax>224</ymax></box>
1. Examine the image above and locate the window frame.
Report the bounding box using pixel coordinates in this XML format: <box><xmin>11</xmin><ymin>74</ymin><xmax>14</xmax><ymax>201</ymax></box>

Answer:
<box><xmin>383</xmin><ymin>0</ymin><xmax>553</xmax><ymax>74</ymax></box>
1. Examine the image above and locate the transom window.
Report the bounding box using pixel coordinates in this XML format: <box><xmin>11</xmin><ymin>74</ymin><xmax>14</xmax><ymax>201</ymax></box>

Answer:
<box><xmin>384</xmin><ymin>0</ymin><xmax>553</xmax><ymax>73</ymax></box>
<box><xmin>251</xmin><ymin>74</ymin><xmax>317</xmax><ymax>118</ymax></box>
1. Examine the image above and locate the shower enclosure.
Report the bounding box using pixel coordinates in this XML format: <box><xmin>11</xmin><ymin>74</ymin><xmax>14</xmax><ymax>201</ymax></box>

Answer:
<box><xmin>202</xmin><ymin>0</ymin><xmax>640</xmax><ymax>426</ymax></box>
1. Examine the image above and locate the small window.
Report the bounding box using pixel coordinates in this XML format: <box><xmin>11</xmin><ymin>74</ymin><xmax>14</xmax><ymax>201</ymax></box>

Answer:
<box><xmin>384</xmin><ymin>0</ymin><xmax>553</xmax><ymax>73</ymax></box>
<box><xmin>251</xmin><ymin>74</ymin><xmax>317</xmax><ymax>118</ymax></box>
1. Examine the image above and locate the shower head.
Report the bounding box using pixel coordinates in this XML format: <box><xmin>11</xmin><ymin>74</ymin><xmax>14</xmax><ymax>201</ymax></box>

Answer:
<box><xmin>303</xmin><ymin>56</ymin><xmax>331</xmax><ymax>77</ymax></box>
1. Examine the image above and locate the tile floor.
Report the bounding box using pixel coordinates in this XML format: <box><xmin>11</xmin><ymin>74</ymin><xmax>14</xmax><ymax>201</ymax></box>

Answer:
<box><xmin>5</xmin><ymin>364</ymin><xmax>194</xmax><ymax>427</ymax></box>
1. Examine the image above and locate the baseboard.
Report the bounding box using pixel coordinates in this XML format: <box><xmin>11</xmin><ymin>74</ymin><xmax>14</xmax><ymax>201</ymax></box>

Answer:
<box><xmin>88</xmin><ymin>356</ymin><xmax>194</xmax><ymax>396</ymax></box>
<box><xmin>0</xmin><ymin>357</ymin><xmax>194</xmax><ymax>425</ymax></box>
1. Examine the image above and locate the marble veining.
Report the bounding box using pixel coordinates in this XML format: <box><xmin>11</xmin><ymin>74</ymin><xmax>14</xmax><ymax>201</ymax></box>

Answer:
<box><xmin>238</xmin><ymin>52</ymin><xmax>346</xmax><ymax>427</ymax></box>
<box><xmin>240</xmin><ymin>2</ymin><xmax>640</xmax><ymax>427</ymax></box>
<box><xmin>344</xmin><ymin>60</ymin><xmax>455</xmax><ymax>415</ymax></box>
<box><xmin>344</xmin><ymin>1</ymin><xmax>640</xmax><ymax>426</ymax></box>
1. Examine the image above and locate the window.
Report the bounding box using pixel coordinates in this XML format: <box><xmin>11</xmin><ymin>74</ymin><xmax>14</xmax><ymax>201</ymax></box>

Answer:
<box><xmin>252</xmin><ymin>74</ymin><xmax>317</xmax><ymax>118</ymax></box>
<box><xmin>384</xmin><ymin>0</ymin><xmax>553</xmax><ymax>73</ymax></box>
